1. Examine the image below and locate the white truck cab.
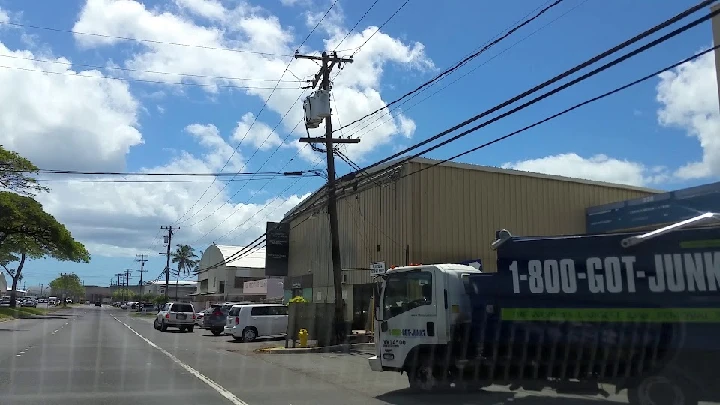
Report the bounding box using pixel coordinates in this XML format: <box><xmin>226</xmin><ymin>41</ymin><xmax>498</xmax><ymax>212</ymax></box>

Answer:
<box><xmin>368</xmin><ymin>263</ymin><xmax>482</xmax><ymax>377</ymax></box>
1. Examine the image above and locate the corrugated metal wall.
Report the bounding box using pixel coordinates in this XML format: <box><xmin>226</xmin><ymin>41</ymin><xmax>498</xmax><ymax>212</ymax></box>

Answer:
<box><xmin>287</xmin><ymin>160</ymin><xmax>658</xmax><ymax>295</ymax></box>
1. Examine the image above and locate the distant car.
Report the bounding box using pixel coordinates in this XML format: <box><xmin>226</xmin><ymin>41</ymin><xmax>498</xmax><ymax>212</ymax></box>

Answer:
<box><xmin>95</xmin><ymin>301</ymin><xmax>102</xmax><ymax>307</ymax></box>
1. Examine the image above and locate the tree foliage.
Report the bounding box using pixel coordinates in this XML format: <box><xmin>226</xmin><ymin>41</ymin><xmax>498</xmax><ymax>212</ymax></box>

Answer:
<box><xmin>171</xmin><ymin>244</ymin><xmax>198</xmax><ymax>277</ymax></box>
<box><xmin>0</xmin><ymin>191</ymin><xmax>90</xmax><ymax>307</ymax></box>
<box><xmin>111</xmin><ymin>288</ymin><xmax>134</xmax><ymax>302</ymax></box>
<box><xmin>0</xmin><ymin>145</ymin><xmax>48</xmax><ymax>196</ymax></box>
<box><xmin>49</xmin><ymin>273</ymin><xmax>85</xmax><ymax>304</ymax></box>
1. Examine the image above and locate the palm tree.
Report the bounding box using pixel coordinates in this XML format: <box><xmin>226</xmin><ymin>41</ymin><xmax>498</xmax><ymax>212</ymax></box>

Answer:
<box><xmin>171</xmin><ymin>245</ymin><xmax>198</xmax><ymax>300</ymax></box>
<box><xmin>171</xmin><ymin>244</ymin><xmax>198</xmax><ymax>277</ymax></box>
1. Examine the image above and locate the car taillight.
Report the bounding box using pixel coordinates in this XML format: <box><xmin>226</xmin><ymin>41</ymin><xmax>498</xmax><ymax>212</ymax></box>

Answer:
<box><xmin>235</xmin><ymin>316</ymin><xmax>239</xmax><ymax>325</ymax></box>
<box><xmin>165</xmin><ymin>313</ymin><xmax>170</xmax><ymax>319</ymax></box>
<box><xmin>192</xmin><ymin>314</ymin><xmax>196</xmax><ymax>319</ymax></box>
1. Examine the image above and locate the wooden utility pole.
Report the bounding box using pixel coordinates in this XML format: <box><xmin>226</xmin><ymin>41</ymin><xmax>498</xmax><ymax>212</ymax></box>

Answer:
<box><xmin>115</xmin><ymin>273</ymin><xmax>123</xmax><ymax>301</ymax></box>
<box><xmin>124</xmin><ymin>269</ymin><xmax>132</xmax><ymax>298</ymax></box>
<box><xmin>136</xmin><ymin>254</ymin><xmax>148</xmax><ymax>297</ymax></box>
<box><xmin>296</xmin><ymin>51</ymin><xmax>356</xmax><ymax>344</ymax></box>
<box><xmin>160</xmin><ymin>226</ymin><xmax>176</xmax><ymax>301</ymax></box>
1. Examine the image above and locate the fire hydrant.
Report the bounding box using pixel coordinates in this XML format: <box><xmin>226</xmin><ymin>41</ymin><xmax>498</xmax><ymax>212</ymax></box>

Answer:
<box><xmin>298</xmin><ymin>328</ymin><xmax>309</xmax><ymax>348</ymax></box>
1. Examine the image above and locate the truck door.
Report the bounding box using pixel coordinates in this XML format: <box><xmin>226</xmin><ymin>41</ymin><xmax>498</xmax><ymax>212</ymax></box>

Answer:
<box><xmin>379</xmin><ymin>268</ymin><xmax>439</xmax><ymax>369</ymax></box>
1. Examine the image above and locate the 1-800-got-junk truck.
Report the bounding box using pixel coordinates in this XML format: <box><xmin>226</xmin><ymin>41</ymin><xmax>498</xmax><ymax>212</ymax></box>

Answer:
<box><xmin>368</xmin><ymin>213</ymin><xmax>720</xmax><ymax>405</ymax></box>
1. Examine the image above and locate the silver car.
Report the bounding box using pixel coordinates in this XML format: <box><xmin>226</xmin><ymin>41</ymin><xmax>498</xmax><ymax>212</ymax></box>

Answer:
<box><xmin>154</xmin><ymin>302</ymin><xmax>195</xmax><ymax>332</ymax></box>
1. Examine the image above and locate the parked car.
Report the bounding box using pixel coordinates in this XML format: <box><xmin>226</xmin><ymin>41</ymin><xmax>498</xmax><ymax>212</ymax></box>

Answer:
<box><xmin>224</xmin><ymin>304</ymin><xmax>288</xmax><ymax>342</ymax></box>
<box><xmin>201</xmin><ymin>304</ymin><xmax>227</xmax><ymax>336</ymax></box>
<box><xmin>21</xmin><ymin>299</ymin><xmax>37</xmax><ymax>308</ymax></box>
<box><xmin>154</xmin><ymin>302</ymin><xmax>195</xmax><ymax>332</ymax></box>
<box><xmin>95</xmin><ymin>301</ymin><xmax>102</xmax><ymax>307</ymax></box>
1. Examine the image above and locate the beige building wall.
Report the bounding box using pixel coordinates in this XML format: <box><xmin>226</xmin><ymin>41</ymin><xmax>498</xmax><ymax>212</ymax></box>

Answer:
<box><xmin>287</xmin><ymin>158</ymin><xmax>660</xmax><ymax>305</ymax></box>
<box><xmin>713</xmin><ymin>3</ymin><xmax>720</xmax><ymax>110</ymax></box>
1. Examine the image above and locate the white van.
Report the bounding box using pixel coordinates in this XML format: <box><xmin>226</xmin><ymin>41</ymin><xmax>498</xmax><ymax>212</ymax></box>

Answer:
<box><xmin>224</xmin><ymin>304</ymin><xmax>288</xmax><ymax>342</ymax></box>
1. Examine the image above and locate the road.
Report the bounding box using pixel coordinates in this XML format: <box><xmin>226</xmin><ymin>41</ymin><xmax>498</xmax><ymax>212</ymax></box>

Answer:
<box><xmin>0</xmin><ymin>305</ymin><xmax>639</xmax><ymax>405</ymax></box>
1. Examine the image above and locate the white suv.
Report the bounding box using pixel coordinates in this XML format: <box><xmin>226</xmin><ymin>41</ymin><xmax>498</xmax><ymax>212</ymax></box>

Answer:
<box><xmin>224</xmin><ymin>304</ymin><xmax>288</xmax><ymax>342</ymax></box>
<box><xmin>154</xmin><ymin>302</ymin><xmax>196</xmax><ymax>332</ymax></box>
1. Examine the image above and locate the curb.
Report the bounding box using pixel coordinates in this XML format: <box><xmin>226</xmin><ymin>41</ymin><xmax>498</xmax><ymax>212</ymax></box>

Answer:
<box><xmin>256</xmin><ymin>342</ymin><xmax>374</xmax><ymax>354</ymax></box>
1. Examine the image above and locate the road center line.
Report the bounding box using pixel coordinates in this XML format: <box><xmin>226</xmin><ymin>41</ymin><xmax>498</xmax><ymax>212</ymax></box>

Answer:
<box><xmin>111</xmin><ymin>315</ymin><xmax>249</xmax><ymax>405</ymax></box>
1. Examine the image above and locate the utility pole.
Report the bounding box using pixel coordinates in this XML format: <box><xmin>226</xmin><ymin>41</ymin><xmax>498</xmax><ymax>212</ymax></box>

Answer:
<box><xmin>124</xmin><ymin>269</ymin><xmax>132</xmax><ymax>297</ymax></box>
<box><xmin>296</xmin><ymin>51</ymin><xmax>356</xmax><ymax>344</ymax></box>
<box><xmin>136</xmin><ymin>254</ymin><xmax>148</xmax><ymax>298</ymax></box>
<box><xmin>115</xmin><ymin>273</ymin><xmax>123</xmax><ymax>302</ymax></box>
<box><xmin>160</xmin><ymin>226</ymin><xmax>176</xmax><ymax>301</ymax></box>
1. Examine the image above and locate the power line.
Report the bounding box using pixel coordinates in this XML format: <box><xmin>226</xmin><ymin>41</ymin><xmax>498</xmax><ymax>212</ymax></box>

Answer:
<box><xmin>21</xmin><ymin>169</ymin><xmax>318</xmax><ymax>176</ymax></box>
<box><xmin>333</xmin><ymin>0</ymin><xmax>381</xmax><ymax>51</ymax></box>
<box><xmin>172</xmin><ymin>0</ymin><xmax>339</xmax><ymax>225</ymax></box>
<box><xmin>341</xmin><ymin>0</ymin><xmax>590</xmax><ymax>142</ymax></box>
<box><xmin>0</xmin><ymin>21</ymin><xmax>294</xmax><ymax>58</ymax></box>
<box><xmin>0</xmin><ymin>53</ymin><xmax>304</xmax><ymax>83</ymax></box>
<box><xmin>0</xmin><ymin>64</ymin><xmax>303</xmax><ymax>90</ymax></box>
<box><xmin>207</xmin><ymin>157</ymin><xmax>324</xmax><ymax>244</ymax></box>
<box><xmin>333</xmin><ymin>0</ymin><xmax>566</xmax><ymax>133</ymax></box>
<box><xmin>348</xmin><ymin>0</ymin><xmax>717</xmax><ymax>180</ymax></box>
<box><xmin>177</xmin><ymin>94</ymin><xmax>309</xmax><ymax>227</ymax></box>
<box><xmin>35</xmin><ymin>176</ymin><xmax>318</xmax><ymax>184</ymax></box>
<box><xmin>400</xmin><ymin>44</ymin><xmax>720</xmax><ymax>181</ymax></box>
<box><xmin>339</xmin><ymin>0</ymin><xmax>412</xmax><ymax>56</ymax></box>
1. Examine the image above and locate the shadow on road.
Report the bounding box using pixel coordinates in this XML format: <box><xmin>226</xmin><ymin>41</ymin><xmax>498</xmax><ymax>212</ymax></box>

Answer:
<box><xmin>376</xmin><ymin>389</ymin><xmax>616</xmax><ymax>405</ymax></box>
<box><xmin>227</xmin><ymin>336</ymin><xmax>285</xmax><ymax>344</ymax></box>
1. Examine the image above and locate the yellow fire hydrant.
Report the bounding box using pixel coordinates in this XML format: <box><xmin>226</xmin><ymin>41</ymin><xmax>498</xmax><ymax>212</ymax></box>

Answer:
<box><xmin>298</xmin><ymin>328</ymin><xmax>309</xmax><ymax>348</ymax></box>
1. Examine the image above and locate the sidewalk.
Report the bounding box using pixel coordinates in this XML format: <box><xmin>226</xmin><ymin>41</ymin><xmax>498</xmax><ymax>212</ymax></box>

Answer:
<box><xmin>256</xmin><ymin>342</ymin><xmax>375</xmax><ymax>354</ymax></box>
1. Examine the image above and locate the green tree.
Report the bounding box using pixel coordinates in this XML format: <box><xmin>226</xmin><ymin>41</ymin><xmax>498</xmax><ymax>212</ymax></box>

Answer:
<box><xmin>111</xmin><ymin>288</ymin><xmax>133</xmax><ymax>302</ymax></box>
<box><xmin>171</xmin><ymin>244</ymin><xmax>198</xmax><ymax>277</ymax></box>
<box><xmin>49</xmin><ymin>273</ymin><xmax>85</xmax><ymax>305</ymax></box>
<box><xmin>0</xmin><ymin>192</ymin><xmax>90</xmax><ymax>307</ymax></box>
<box><xmin>0</xmin><ymin>145</ymin><xmax>48</xmax><ymax>196</ymax></box>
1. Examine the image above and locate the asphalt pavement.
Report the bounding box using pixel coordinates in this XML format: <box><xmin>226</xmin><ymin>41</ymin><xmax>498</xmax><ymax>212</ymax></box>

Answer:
<box><xmin>0</xmin><ymin>305</ymin><xmax>643</xmax><ymax>405</ymax></box>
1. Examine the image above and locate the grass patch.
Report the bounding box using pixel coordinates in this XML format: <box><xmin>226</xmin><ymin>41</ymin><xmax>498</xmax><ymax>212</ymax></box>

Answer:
<box><xmin>0</xmin><ymin>307</ymin><xmax>49</xmax><ymax>319</ymax></box>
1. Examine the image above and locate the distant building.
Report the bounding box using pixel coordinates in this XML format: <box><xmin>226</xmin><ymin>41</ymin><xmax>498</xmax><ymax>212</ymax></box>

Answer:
<box><xmin>146</xmin><ymin>280</ymin><xmax>197</xmax><ymax>301</ymax></box>
<box><xmin>0</xmin><ymin>272</ymin><xmax>6</xmax><ymax>294</ymax></box>
<box><xmin>193</xmin><ymin>244</ymin><xmax>266</xmax><ymax>306</ymax></box>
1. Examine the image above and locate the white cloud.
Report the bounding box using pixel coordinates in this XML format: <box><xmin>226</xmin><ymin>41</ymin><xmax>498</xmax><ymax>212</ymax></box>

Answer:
<box><xmin>233</xmin><ymin>112</ymin><xmax>284</xmax><ymax>151</ymax></box>
<box><xmin>174</xmin><ymin>0</ymin><xmax>227</xmax><ymax>21</ymax></box>
<box><xmin>0</xmin><ymin>7</ymin><xmax>9</xmax><ymax>24</ymax></box>
<box><xmin>656</xmin><ymin>51</ymin><xmax>720</xmax><ymax>180</ymax></box>
<box><xmin>0</xmin><ymin>37</ymin><xmax>308</xmax><ymax>258</ymax></box>
<box><xmin>72</xmin><ymin>0</ymin><xmax>433</xmax><ymax>162</ymax></box>
<box><xmin>36</xmin><ymin>124</ymin><xmax>309</xmax><ymax>258</ymax></box>
<box><xmin>0</xmin><ymin>43</ymin><xmax>142</xmax><ymax>171</ymax></box>
<box><xmin>502</xmin><ymin>153</ymin><xmax>667</xmax><ymax>187</ymax></box>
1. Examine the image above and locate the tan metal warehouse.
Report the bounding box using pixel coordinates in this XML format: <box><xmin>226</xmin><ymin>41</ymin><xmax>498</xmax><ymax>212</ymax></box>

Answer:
<box><xmin>282</xmin><ymin>157</ymin><xmax>661</xmax><ymax>329</ymax></box>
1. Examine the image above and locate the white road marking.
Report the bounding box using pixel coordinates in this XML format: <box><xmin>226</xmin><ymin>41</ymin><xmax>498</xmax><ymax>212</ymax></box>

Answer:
<box><xmin>112</xmin><ymin>315</ymin><xmax>249</xmax><ymax>405</ymax></box>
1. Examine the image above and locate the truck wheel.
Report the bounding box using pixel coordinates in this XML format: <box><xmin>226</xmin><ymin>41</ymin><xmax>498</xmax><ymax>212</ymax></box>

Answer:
<box><xmin>628</xmin><ymin>375</ymin><xmax>698</xmax><ymax>405</ymax></box>
<box><xmin>408</xmin><ymin>365</ymin><xmax>452</xmax><ymax>392</ymax></box>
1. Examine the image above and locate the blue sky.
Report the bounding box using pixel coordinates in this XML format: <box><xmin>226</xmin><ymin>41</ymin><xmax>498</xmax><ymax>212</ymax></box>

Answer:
<box><xmin>1</xmin><ymin>0</ymin><xmax>718</xmax><ymax>289</ymax></box>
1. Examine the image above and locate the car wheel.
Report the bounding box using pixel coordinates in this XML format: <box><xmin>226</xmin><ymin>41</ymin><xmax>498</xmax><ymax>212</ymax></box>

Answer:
<box><xmin>242</xmin><ymin>327</ymin><xmax>257</xmax><ymax>342</ymax></box>
<box><xmin>160</xmin><ymin>321</ymin><xmax>168</xmax><ymax>332</ymax></box>
<box><xmin>153</xmin><ymin>319</ymin><xmax>160</xmax><ymax>330</ymax></box>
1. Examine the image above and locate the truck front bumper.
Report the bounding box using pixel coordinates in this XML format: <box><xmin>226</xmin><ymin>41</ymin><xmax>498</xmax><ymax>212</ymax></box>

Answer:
<box><xmin>368</xmin><ymin>356</ymin><xmax>383</xmax><ymax>372</ymax></box>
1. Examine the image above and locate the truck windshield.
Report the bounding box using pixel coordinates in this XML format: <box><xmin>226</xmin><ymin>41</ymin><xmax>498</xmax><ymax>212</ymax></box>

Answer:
<box><xmin>382</xmin><ymin>271</ymin><xmax>432</xmax><ymax>319</ymax></box>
